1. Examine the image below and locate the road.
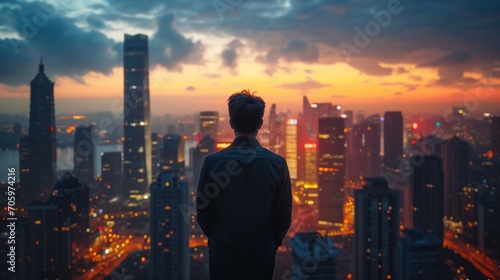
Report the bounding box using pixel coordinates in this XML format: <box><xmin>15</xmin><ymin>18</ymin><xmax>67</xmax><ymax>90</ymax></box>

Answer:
<box><xmin>444</xmin><ymin>230</ymin><xmax>500</xmax><ymax>280</ymax></box>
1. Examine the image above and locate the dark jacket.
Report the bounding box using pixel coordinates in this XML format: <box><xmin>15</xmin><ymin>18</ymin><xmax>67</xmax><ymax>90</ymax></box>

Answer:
<box><xmin>196</xmin><ymin>136</ymin><xmax>292</xmax><ymax>280</ymax></box>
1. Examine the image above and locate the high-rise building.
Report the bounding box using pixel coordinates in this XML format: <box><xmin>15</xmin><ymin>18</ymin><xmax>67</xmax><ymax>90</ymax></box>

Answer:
<box><xmin>150</xmin><ymin>171</ymin><xmax>189</xmax><ymax>280</ymax></box>
<box><xmin>269</xmin><ymin>104</ymin><xmax>285</xmax><ymax>157</ymax></box>
<box><xmin>27</xmin><ymin>59</ymin><xmax>57</xmax><ymax>200</ymax></box>
<box><xmin>290</xmin><ymin>232</ymin><xmax>338</xmax><ymax>279</ymax></box>
<box><xmin>101</xmin><ymin>152</ymin><xmax>123</xmax><ymax>197</ymax></box>
<box><xmin>410</xmin><ymin>156</ymin><xmax>444</xmax><ymax>242</ymax></box>
<box><xmin>73</xmin><ymin>125</ymin><xmax>95</xmax><ymax>185</ymax></box>
<box><xmin>351</xmin><ymin>119</ymin><xmax>381</xmax><ymax>180</ymax></box>
<box><xmin>151</xmin><ymin>132</ymin><xmax>162</xmax><ymax>179</ymax></box>
<box><xmin>441</xmin><ymin>137</ymin><xmax>470</xmax><ymax>220</ymax></box>
<box><xmin>492</xmin><ymin>116</ymin><xmax>500</xmax><ymax>158</ymax></box>
<box><xmin>383</xmin><ymin>111</ymin><xmax>403</xmax><ymax>172</ymax></box>
<box><xmin>399</xmin><ymin>229</ymin><xmax>440</xmax><ymax>280</ymax></box>
<box><xmin>27</xmin><ymin>173</ymin><xmax>89</xmax><ymax>279</ymax></box>
<box><xmin>199</xmin><ymin>111</ymin><xmax>219</xmax><ymax>141</ymax></box>
<box><xmin>286</xmin><ymin>119</ymin><xmax>298</xmax><ymax>180</ymax></box>
<box><xmin>192</xmin><ymin>135</ymin><xmax>216</xmax><ymax>188</ymax></box>
<box><xmin>317</xmin><ymin>117</ymin><xmax>345</xmax><ymax>227</ymax></box>
<box><xmin>123</xmin><ymin>34</ymin><xmax>152</xmax><ymax>198</ymax></box>
<box><xmin>355</xmin><ymin>178</ymin><xmax>400</xmax><ymax>280</ymax></box>
<box><xmin>162</xmin><ymin>134</ymin><xmax>182</xmax><ymax>170</ymax></box>
<box><xmin>19</xmin><ymin>134</ymin><xmax>30</xmax><ymax>200</ymax></box>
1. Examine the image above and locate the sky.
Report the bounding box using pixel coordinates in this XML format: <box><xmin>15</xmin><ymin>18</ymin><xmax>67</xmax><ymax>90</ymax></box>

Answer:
<box><xmin>0</xmin><ymin>0</ymin><xmax>499</xmax><ymax>117</ymax></box>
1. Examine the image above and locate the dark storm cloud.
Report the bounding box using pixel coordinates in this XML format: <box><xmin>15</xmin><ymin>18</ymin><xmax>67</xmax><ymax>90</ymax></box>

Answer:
<box><xmin>86</xmin><ymin>15</ymin><xmax>106</xmax><ymax>29</ymax></box>
<box><xmin>150</xmin><ymin>13</ymin><xmax>204</xmax><ymax>71</ymax></box>
<box><xmin>0</xmin><ymin>1</ymin><xmax>119</xmax><ymax>86</ymax></box>
<box><xmin>419</xmin><ymin>49</ymin><xmax>472</xmax><ymax>67</ymax></box>
<box><xmin>221</xmin><ymin>39</ymin><xmax>243</xmax><ymax>70</ymax></box>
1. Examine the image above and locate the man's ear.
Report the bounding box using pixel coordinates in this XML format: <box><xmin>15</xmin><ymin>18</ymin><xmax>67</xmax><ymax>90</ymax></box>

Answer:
<box><xmin>258</xmin><ymin>119</ymin><xmax>263</xmax><ymax>129</ymax></box>
<box><xmin>229</xmin><ymin>119</ymin><xmax>234</xmax><ymax>129</ymax></box>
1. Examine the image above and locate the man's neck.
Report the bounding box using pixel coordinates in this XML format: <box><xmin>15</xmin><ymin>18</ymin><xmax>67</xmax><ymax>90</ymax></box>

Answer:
<box><xmin>234</xmin><ymin>131</ymin><xmax>257</xmax><ymax>138</ymax></box>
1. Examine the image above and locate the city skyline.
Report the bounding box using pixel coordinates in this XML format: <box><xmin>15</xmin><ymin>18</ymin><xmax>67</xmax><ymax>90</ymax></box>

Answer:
<box><xmin>0</xmin><ymin>1</ymin><xmax>499</xmax><ymax>116</ymax></box>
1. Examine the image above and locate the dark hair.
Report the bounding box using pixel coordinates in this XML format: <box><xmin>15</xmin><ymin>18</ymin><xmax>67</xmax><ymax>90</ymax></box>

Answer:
<box><xmin>227</xmin><ymin>89</ymin><xmax>265</xmax><ymax>133</ymax></box>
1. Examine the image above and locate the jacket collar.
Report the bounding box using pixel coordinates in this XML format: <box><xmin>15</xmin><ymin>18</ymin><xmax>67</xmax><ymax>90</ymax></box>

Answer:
<box><xmin>231</xmin><ymin>136</ymin><xmax>261</xmax><ymax>147</ymax></box>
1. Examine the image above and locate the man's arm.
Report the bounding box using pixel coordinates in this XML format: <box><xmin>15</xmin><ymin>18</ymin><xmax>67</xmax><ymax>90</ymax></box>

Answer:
<box><xmin>196</xmin><ymin>158</ymin><xmax>215</xmax><ymax>238</ymax></box>
<box><xmin>273</xmin><ymin>161</ymin><xmax>292</xmax><ymax>248</ymax></box>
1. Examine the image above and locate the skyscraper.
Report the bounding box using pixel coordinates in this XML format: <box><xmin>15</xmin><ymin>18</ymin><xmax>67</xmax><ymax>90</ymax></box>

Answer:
<box><xmin>290</xmin><ymin>232</ymin><xmax>338</xmax><ymax>279</ymax></box>
<box><xmin>317</xmin><ymin>117</ymin><xmax>345</xmax><ymax>227</ymax></box>
<box><xmin>199</xmin><ymin>111</ymin><xmax>219</xmax><ymax>141</ymax></box>
<box><xmin>73</xmin><ymin>125</ymin><xmax>95</xmax><ymax>185</ymax></box>
<box><xmin>399</xmin><ymin>229</ymin><xmax>440</xmax><ymax>280</ymax></box>
<box><xmin>286</xmin><ymin>119</ymin><xmax>298</xmax><ymax>180</ymax></box>
<box><xmin>410</xmin><ymin>155</ymin><xmax>444</xmax><ymax>242</ymax></box>
<box><xmin>150</xmin><ymin>171</ymin><xmax>189</xmax><ymax>280</ymax></box>
<box><xmin>123</xmin><ymin>34</ymin><xmax>152</xmax><ymax>198</ymax></box>
<box><xmin>355</xmin><ymin>178</ymin><xmax>400</xmax><ymax>280</ymax></box>
<box><xmin>441</xmin><ymin>137</ymin><xmax>470</xmax><ymax>220</ymax></box>
<box><xmin>27</xmin><ymin>59</ymin><xmax>56</xmax><ymax>199</ymax></box>
<box><xmin>101</xmin><ymin>152</ymin><xmax>123</xmax><ymax>197</ymax></box>
<box><xmin>492</xmin><ymin>116</ymin><xmax>500</xmax><ymax>158</ymax></box>
<box><xmin>162</xmin><ymin>134</ymin><xmax>183</xmax><ymax>173</ymax></box>
<box><xmin>383</xmin><ymin>111</ymin><xmax>403</xmax><ymax>172</ymax></box>
<box><xmin>352</xmin><ymin>119</ymin><xmax>381</xmax><ymax>179</ymax></box>
<box><xmin>27</xmin><ymin>173</ymin><xmax>89</xmax><ymax>279</ymax></box>
<box><xmin>269</xmin><ymin>104</ymin><xmax>285</xmax><ymax>157</ymax></box>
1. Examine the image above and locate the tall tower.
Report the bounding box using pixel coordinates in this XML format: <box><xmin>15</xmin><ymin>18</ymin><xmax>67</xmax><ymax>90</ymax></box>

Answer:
<box><xmin>123</xmin><ymin>34</ymin><xmax>152</xmax><ymax>198</ymax></box>
<box><xmin>317</xmin><ymin>117</ymin><xmax>345</xmax><ymax>227</ymax></box>
<box><xmin>199</xmin><ymin>111</ymin><xmax>219</xmax><ymax>141</ymax></box>
<box><xmin>73</xmin><ymin>125</ymin><xmax>95</xmax><ymax>185</ymax></box>
<box><xmin>28</xmin><ymin>59</ymin><xmax>56</xmax><ymax>200</ymax></box>
<box><xmin>285</xmin><ymin>119</ymin><xmax>298</xmax><ymax>180</ymax></box>
<box><xmin>410</xmin><ymin>155</ymin><xmax>444</xmax><ymax>242</ymax></box>
<box><xmin>383</xmin><ymin>111</ymin><xmax>403</xmax><ymax>172</ymax></box>
<box><xmin>354</xmin><ymin>178</ymin><xmax>400</xmax><ymax>280</ymax></box>
<box><xmin>269</xmin><ymin>104</ymin><xmax>285</xmax><ymax>156</ymax></box>
<box><xmin>150</xmin><ymin>171</ymin><xmax>189</xmax><ymax>280</ymax></box>
<box><xmin>441</xmin><ymin>137</ymin><xmax>470</xmax><ymax>220</ymax></box>
<box><xmin>492</xmin><ymin>116</ymin><xmax>500</xmax><ymax>158</ymax></box>
<box><xmin>101</xmin><ymin>152</ymin><xmax>123</xmax><ymax>197</ymax></box>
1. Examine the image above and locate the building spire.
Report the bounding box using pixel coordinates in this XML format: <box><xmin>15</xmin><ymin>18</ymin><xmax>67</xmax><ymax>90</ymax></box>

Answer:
<box><xmin>39</xmin><ymin>56</ymin><xmax>44</xmax><ymax>73</ymax></box>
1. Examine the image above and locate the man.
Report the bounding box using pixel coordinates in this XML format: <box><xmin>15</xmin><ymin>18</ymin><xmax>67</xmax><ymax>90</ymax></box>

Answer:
<box><xmin>196</xmin><ymin>90</ymin><xmax>292</xmax><ymax>280</ymax></box>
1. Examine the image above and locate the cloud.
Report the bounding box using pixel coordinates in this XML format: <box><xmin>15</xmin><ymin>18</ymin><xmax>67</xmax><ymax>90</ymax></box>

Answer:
<box><xmin>204</xmin><ymin>73</ymin><xmax>221</xmax><ymax>78</ymax></box>
<box><xmin>394</xmin><ymin>92</ymin><xmax>403</xmax><ymax>96</ymax></box>
<box><xmin>276</xmin><ymin>78</ymin><xmax>330</xmax><ymax>91</ymax></box>
<box><xmin>185</xmin><ymin>86</ymin><xmax>196</xmax><ymax>91</ymax></box>
<box><xmin>331</xmin><ymin>94</ymin><xmax>345</xmax><ymax>98</ymax></box>
<box><xmin>261</xmin><ymin>38</ymin><xmax>319</xmax><ymax>64</ymax></box>
<box><xmin>150</xmin><ymin>13</ymin><xmax>205</xmax><ymax>71</ymax></box>
<box><xmin>419</xmin><ymin>49</ymin><xmax>472</xmax><ymax>67</ymax></box>
<box><xmin>221</xmin><ymin>39</ymin><xmax>244</xmax><ymax>70</ymax></box>
<box><xmin>0</xmin><ymin>1</ymin><xmax>119</xmax><ymax>86</ymax></box>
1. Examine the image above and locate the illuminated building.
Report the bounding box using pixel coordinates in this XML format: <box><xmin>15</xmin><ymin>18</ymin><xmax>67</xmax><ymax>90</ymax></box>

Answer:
<box><xmin>399</xmin><ymin>229</ymin><xmax>440</xmax><ymax>280</ymax></box>
<box><xmin>269</xmin><ymin>104</ymin><xmax>285</xmax><ymax>157</ymax></box>
<box><xmin>162</xmin><ymin>134</ymin><xmax>181</xmax><ymax>168</ymax></box>
<box><xmin>150</xmin><ymin>170</ymin><xmax>189</xmax><ymax>280</ymax></box>
<box><xmin>192</xmin><ymin>135</ymin><xmax>216</xmax><ymax>188</ymax></box>
<box><xmin>351</xmin><ymin>119</ymin><xmax>381</xmax><ymax>180</ymax></box>
<box><xmin>441</xmin><ymin>137</ymin><xmax>470</xmax><ymax>220</ymax></box>
<box><xmin>19</xmin><ymin>134</ymin><xmax>30</xmax><ymax>199</ymax></box>
<box><xmin>317</xmin><ymin>117</ymin><xmax>345</xmax><ymax>227</ymax></box>
<box><xmin>101</xmin><ymin>152</ymin><xmax>123</xmax><ymax>197</ymax></box>
<box><xmin>302</xmin><ymin>142</ymin><xmax>318</xmax><ymax>205</ymax></box>
<box><xmin>27</xmin><ymin>173</ymin><xmax>89</xmax><ymax>280</ymax></box>
<box><xmin>290</xmin><ymin>232</ymin><xmax>338</xmax><ymax>279</ymax></box>
<box><xmin>123</xmin><ymin>34</ymin><xmax>152</xmax><ymax>198</ymax></box>
<box><xmin>27</xmin><ymin>59</ymin><xmax>56</xmax><ymax>200</ymax></box>
<box><xmin>199</xmin><ymin>111</ymin><xmax>219</xmax><ymax>141</ymax></box>
<box><xmin>383</xmin><ymin>111</ymin><xmax>403</xmax><ymax>172</ymax></box>
<box><xmin>286</xmin><ymin>119</ymin><xmax>298</xmax><ymax>180</ymax></box>
<box><xmin>492</xmin><ymin>116</ymin><xmax>500</xmax><ymax>158</ymax></box>
<box><xmin>73</xmin><ymin>125</ymin><xmax>95</xmax><ymax>185</ymax></box>
<box><xmin>215</xmin><ymin>142</ymin><xmax>231</xmax><ymax>151</ymax></box>
<box><xmin>410</xmin><ymin>155</ymin><xmax>443</xmax><ymax>242</ymax></box>
<box><xmin>151</xmin><ymin>132</ymin><xmax>162</xmax><ymax>179</ymax></box>
<box><xmin>354</xmin><ymin>178</ymin><xmax>399</xmax><ymax>280</ymax></box>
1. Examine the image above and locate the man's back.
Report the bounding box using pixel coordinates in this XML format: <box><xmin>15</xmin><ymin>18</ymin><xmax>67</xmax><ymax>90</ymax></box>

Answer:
<box><xmin>197</xmin><ymin>136</ymin><xmax>292</xmax><ymax>280</ymax></box>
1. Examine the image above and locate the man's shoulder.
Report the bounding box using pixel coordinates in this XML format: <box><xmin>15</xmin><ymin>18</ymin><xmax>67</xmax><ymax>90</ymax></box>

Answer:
<box><xmin>205</xmin><ymin>146</ymin><xmax>287</xmax><ymax>165</ymax></box>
